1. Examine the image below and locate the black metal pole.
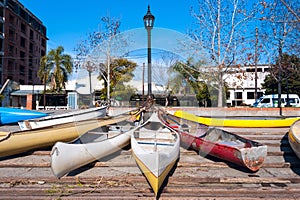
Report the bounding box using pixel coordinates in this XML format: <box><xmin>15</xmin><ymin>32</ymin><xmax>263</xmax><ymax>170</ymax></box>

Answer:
<box><xmin>254</xmin><ymin>27</ymin><xmax>258</xmax><ymax>100</ymax></box>
<box><xmin>89</xmin><ymin>69</ymin><xmax>93</xmax><ymax>107</ymax></box>
<box><xmin>142</xmin><ymin>63</ymin><xmax>145</xmax><ymax>104</ymax></box>
<box><xmin>278</xmin><ymin>40</ymin><xmax>282</xmax><ymax>116</ymax></box>
<box><xmin>147</xmin><ymin>28</ymin><xmax>152</xmax><ymax>96</ymax></box>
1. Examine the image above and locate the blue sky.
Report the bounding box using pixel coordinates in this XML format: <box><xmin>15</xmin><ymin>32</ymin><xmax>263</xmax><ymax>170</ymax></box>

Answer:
<box><xmin>20</xmin><ymin>0</ymin><xmax>195</xmax><ymax>55</ymax></box>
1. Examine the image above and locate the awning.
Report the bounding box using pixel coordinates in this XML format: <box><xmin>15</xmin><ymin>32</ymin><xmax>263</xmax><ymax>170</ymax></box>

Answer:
<box><xmin>10</xmin><ymin>90</ymin><xmax>44</xmax><ymax>96</ymax></box>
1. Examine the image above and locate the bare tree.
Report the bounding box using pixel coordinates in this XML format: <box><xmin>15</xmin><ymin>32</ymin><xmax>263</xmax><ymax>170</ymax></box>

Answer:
<box><xmin>187</xmin><ymin>0</ymin><xmax>261</xmax><ymax>107</ymax></box>
<box><xmin>152</xmin><ymin>51</ymin><xmax>180</xmax><ymax>94</ymax></box>
<box><xmin>259</xmin><ymin>0</ymin><xmax>299</xmax><ymax>112</ymax></box>
<box><xmin>260</xmin><ymin>0</ymin><xmax>300</xmax><ymax>56</ymax></box>
<box><xmin>74</xmin><ymin>15</ymin><xmax>131</xmax><ymax>102</ymax></box>
<box><xmin>279</xmin><ymin>0</ymin><xmax>300</xmax><ymax>21</ymax></box>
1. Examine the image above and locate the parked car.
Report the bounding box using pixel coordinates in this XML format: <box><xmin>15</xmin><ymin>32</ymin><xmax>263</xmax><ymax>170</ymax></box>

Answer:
<box><xmin>252</xmin><ymin>94</ymin><xmax>300</xmax><ymax>108</ymax></box>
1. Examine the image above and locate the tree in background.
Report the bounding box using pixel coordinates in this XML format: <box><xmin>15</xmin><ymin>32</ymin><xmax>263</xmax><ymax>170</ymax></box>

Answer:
<box><xmin>37</xmin><ymin>46</ymin><xmax>72</xmax><ymax>108</ymax></box>
<box><xmin>74</xmin><ymin>15</ymin><xmax>132</xmax><ymax>102</ymax></box>
<box><xmin>46</xmin><ymin>46</ymin><xmax>73</xmax><ymax>93</ymax></box>
<box><xmin>259</xmin><ymin>0</ymin><xmax>299</xmax><ymax>61</ymax></box>
<box><xmin>169</xmin><ymin>60</ymin><xmax>212</xmax><ymax>107</ymax></box>
<box><xmin>37</xmin><ymin>56</ymin><xmax>51</xmax><ymax>108</ymax></box>
<box><xmin>98</xmin><ymin>58</ymin><xmax>137</xmax><ymax>101</ymax></box>
<box><xmin>263</xmin><ymin>53</ymin><xmax>300</xmax><ymax>96</ymax></box>
<box><xmin>259</xmin><ymin>0</ymin><xmax>299</xmax><ymax>110</ymax></box>
<box><xmin>187</xmin><ymin>0</ymin><xmax>262</xmax><ymax>107</ymax></box>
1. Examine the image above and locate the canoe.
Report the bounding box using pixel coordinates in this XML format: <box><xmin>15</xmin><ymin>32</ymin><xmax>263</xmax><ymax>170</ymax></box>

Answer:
<box><xmin>51</xmin><ymin>109</ymin><xmax>148</xmax><ymax>178</ymax></box>
<box><xmin>131</xmin><ymin>109</ymin><xmax>180</xmax><ymax>197</ymax></box>
<box><xmin>173</xmin><ymin>110</ymin><xmax>300</xmax><ymax>128</ymax></box>
<box><xmin>0</xmin><ymin>107</ymin><xmax>48</xmax><ymax>125</ymax></box>
<box><xmin>160</xmin><ymin>110</ymin><xmax>267</xmax><ymax>171</ymax></box>
<box><xmin>18</xmin><ymin>106</ymin><xmax>108</xmax><ymax>130</ymax></box>
<box><xmin>0</xmin><ymin>109</ymin><xmax>140</xmax><ymax>158</ymax></box>
<box><xmin>288</xmin><ymin>119</ymin><xmax>300</xmax><ymax>159</ymax></box>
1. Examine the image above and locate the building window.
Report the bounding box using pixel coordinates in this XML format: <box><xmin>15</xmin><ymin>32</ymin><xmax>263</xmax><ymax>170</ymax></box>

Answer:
<box><xmin>20</xmin><ymin>36</ymin><xmax>26</xmax><ymax>48</ymax></box>
<box><xmin>29</xmin><ymin>43</ymin><xmax>34</xmax><ymax>53</ymax></box>
<box><xmin>20</xmin><ymin>51</ymin><xmax>25</xmax><ymax>61</ymax></box>
<box><xmin>30</xmin><ymin>29</ymin><xmax>34</xmax><ymax>40</ymax></box>
<box><xmin>234</xmin><ymin>92</ymin><xmax>243</xmax><ymax>99</ymax></box>
<box><xmin>246</xmin><ymin>68</ymin><xmax>262</xmax><ymax>72</ymax></box>
<box><xmin>8</xmin><ymin>61</ymin><xmax>13</xmax><ymax>72</ymax></box>
<box><xmin>8</xmin><ymin>29</ymin><xmax>15</xmax><ymax>41</ymax></box>
<box><xmin>19</xmin><ymin>65</ymin><xmax>25</xmax><ymax>75</ymax></box>
<box><xmin>41</xmin><ymin>49</ymin><xmax>45</xmax><ymax>56</ymax></box>
<box><xmin>21</xmin><ymin>23</ymin><xmax>26</xmax><ymax>34</ymax></box>
<box><xmin>8</xmin><ymin>45</ymin><xmax>14</xmax><ymax>55</ymax></box>
<box><xmin>247</xmin><ymin>92</ymin><xmax>255</xmax><ymax>99</ymax></box>
<box><xmin>28</xmin><ymin>69</ymin><xmax>33</xmax><ymax>80</ymax></box>
<box><xmin>41</xmin><ymin>38</ymin><xmax>46</xmax><ymax>47</ymax></box>
<box><xmin>29</xmin><ymin>56</ymin><xmax>33</xmax><ymax>66</ymax></box>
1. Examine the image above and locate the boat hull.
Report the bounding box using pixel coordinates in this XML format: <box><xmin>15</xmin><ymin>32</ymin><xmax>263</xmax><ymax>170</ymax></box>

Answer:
<box><xmin>51</xmin><ymin>130</ymin><xmax>131</xmax><ymax>178</ymax></box>
<box><xmin>132</xmin><ymin>150</ymin><xmax>178</xmax><ymax>195</ymax></box>
<box><xmin>174</xmin><ymin>110</ymin><xmax>299</xmax><ymax>128</ymax></box>
<box><xmin>288</xmin><ymin>119</ymin><xmax>300</xmax><ymax>159</ymax></box>
<box><xmin>18</xmin><ymin>106</ymin><xmax>107</xmax><ymax>130</ymax></box>
<box><xmin>180</xmin><ymin>130</ymin><xmax>267</xmax><ymax>171</ymax></box>
<box><xmin>0</xmin><ymin>114</ymin><xmax>130</xmax><ymax>158</ymax></box>
<box><xmin>161</xmin><ymin>110</ymin><xmax>267</xmax><ymax>171</ymax></box>
<box><xmin>0</xmin><ymin>107</ymin><xmax>48</xmax><ymax>125</ymax></box>
<box><xmin>131</xmin><ymin>111</ymin><xmax>180</xmax><ymax>196</ymax></box>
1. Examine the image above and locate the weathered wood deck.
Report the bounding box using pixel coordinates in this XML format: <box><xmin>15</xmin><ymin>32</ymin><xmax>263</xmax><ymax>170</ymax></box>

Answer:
<box><xmin>0</xmin><ymin>125</ymin><xmax>300</xmax><ymax>199</ymax></box>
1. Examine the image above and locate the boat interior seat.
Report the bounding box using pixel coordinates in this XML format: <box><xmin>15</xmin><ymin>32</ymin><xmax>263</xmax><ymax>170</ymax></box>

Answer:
<box><xmin>201</xmin><ymin>128</ymin><xmax>244</xmax><ymax>147</ymax></box>
<box><xmin>136</xmin><ymin>138</ymin><xmax>175</xmax><ymax>146</ymax></box>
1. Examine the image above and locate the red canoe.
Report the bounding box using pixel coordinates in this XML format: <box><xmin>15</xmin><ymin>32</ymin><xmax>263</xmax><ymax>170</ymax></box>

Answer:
<box><xmin>158</xmin><ymin>109</ymin><xmax>267</xmax><ymax>172</ymax></box>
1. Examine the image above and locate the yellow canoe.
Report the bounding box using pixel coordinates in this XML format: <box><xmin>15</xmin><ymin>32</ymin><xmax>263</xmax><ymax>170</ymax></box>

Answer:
<box><xmin>174</xmin><ymin>110</ymin><xmax>300</xmax><ymax>128</ymax></box>
<box><xmin>0</xmin><ymin>113</ymin><xmax>133</xmax><ymax>158</ymax></box>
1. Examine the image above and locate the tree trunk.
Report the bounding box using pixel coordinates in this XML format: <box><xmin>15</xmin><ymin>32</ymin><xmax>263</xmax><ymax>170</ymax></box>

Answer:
<box><xmin>217</xmin><ymin>72</ymin><xmax>224</xmax><ymax>107</ymax></box>
<box><xmin>217</xmin><ymin>86</ymin><xmax>223</xmax><ymax>107</ymax></box>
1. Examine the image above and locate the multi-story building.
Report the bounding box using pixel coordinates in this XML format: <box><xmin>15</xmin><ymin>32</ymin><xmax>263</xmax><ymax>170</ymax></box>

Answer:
<box><xmin>224</xmin><ymin>64</ymin><xmax>270</xmax><ymax>107</ymax></box>
<box><xmin>0</xmin><ymin>0</ymin><xmax>47</xmax><ymax>86</ymax></box>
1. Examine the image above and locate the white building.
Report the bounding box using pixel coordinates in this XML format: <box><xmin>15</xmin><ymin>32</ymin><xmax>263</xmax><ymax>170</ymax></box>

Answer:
<box><xmin>224</xmin><ymin>65</ymin><xmax>270</xmax><ymax>107</ymax></box>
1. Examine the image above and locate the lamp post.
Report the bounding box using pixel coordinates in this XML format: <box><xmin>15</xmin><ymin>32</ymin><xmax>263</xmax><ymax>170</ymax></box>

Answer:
<box><xmin>143</xmin><ymin>5</ymin><xmax>155</xmax><ymax>97</ymax></box>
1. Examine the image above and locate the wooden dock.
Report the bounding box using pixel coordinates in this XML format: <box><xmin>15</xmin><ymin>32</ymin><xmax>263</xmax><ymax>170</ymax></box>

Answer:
<box><xmin>0</xmin><ymin>126</ymin><xmax>300</xmax><ymax>199</ymax></box>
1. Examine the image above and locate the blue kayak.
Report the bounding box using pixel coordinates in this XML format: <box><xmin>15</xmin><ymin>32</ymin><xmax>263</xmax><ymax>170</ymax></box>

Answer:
<box><xmin>0</xmin><ymin>107</ymin><xmax>48</xmax><ymax>125</ymax></box>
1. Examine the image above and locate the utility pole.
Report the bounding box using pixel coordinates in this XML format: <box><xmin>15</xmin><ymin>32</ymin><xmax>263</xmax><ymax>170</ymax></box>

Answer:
<box><xmin>254</xmin><ymin>27</ymin><xmax>258</xmax><ymax>100</ymax></box>
<box><xmin>278</xmin><ymin>40</ymin><xmax>283</xmax><ymax>116</ymax></box>
<box><xmin>142</xmin><ymin>63</ymin><xmax>145</xmax><ymax>104</ymax></box>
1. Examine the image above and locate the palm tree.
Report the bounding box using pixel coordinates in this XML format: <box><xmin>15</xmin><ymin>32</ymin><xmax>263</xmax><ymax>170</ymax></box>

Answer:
<box><xmin>47</xmin><ymin>46</ymin><xmax>73</xmax><ymax>93</ymax></box>
<box><xmin>37</xmin><ymin>55</ymin><xmax>51</xmax><ymax>109</ymax></box>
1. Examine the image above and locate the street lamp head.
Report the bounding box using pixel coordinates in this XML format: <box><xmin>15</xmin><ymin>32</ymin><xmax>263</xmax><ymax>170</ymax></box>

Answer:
<box><xmin>143</xmin><ymin>5</ymin><xmax>155</xmax><ymax>29</ymax></box>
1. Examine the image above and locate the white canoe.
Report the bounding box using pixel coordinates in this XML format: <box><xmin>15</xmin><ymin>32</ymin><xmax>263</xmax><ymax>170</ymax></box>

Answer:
<box><xmin>18</xmin><ymin>106</ymin><xmax>108</xmax><ymax>130</ymax></box>
<box><xmin>131</xmin><ymin>109</ymin><xmax>180</xmax><ymax>196</ymax></box>
<box><xmin>288</xmin><ymin>119</ymin><xmax>300</xmax><ymax>159</ymax></box>
<box><xmin>51</xmin><ymin>108</ymin><xmax>148</xmax><ymax>178</ymax></box>
<box><xmin>0</xmin><ymin>113</ymin><xmax>129</xmax><ymax>158</ymax></box>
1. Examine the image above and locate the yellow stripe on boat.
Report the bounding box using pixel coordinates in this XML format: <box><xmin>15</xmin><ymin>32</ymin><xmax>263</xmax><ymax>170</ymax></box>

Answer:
<box><xmin>174</xmin><ymin>110</ymin><xmax>300</xmax><ymax>128</ymax></box>
<box><xmin>132</xmin><ymin>152</ymin><xmax>177</xmax><ymax>196</ymax></box>
<box><xmin>289</xmin><ymin>129</ymin><xmax>297</xmax><ymax>143</ymax></box>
